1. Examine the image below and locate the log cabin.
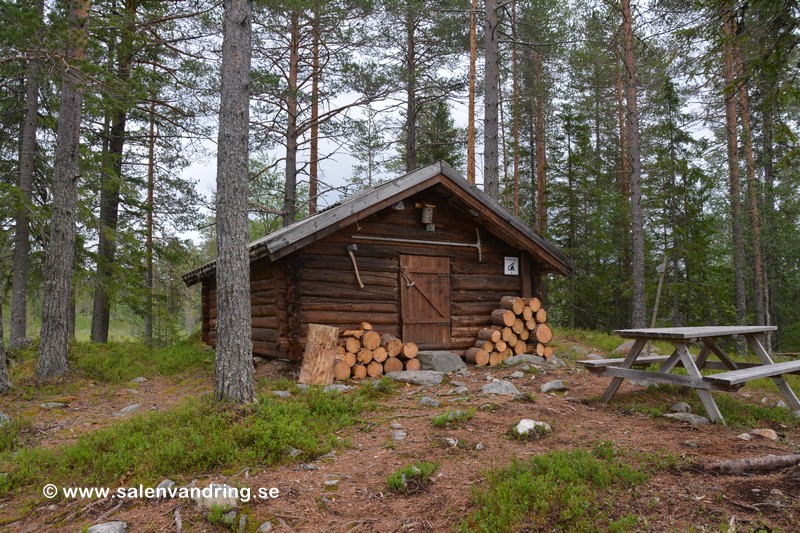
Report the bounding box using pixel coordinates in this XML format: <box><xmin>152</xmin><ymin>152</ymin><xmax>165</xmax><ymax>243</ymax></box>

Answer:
<box><xmin>182</xmin><ymin>162</ymin><xmax>575</xmax><ymax>360</ymax></box>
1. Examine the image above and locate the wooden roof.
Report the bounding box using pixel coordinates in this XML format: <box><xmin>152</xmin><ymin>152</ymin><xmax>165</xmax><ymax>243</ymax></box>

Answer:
<box><xmin>183</xmin><ymin>162</ymin><xmax>575</xmax><ymax>286</ymax></box>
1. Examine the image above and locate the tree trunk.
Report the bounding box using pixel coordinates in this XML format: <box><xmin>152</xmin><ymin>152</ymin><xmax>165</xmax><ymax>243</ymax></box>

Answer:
<box><xmin>0</xmin><ymin>290</ymin><xmax>10</xmax><ymax>393</ymax></box>
<box><xmin>215</xmin><ymin>0</ymin><xmax>255</xmax><ymax>403</ymax></box>
<box><xmin>734</xmin><ymin>41</ymin><xmax>765</xmax><ymax>327</ymax></box>
<box><xmin>10</xmin><ymin>0</ymin><xmax>45</xmax><ymax>351</ymax></box>
<box><xmin>309</xmin><ymin>10</ymin><xmax>319</xmax><ymax>215</ymax></box>
<box><xmin>38</xmin><ymin>0</ymin><xmax>91</xmax><ymax>380</ymax></box>
<box><xmin>534</xmin><ymin>50</ymin><xmax>547</xmax><ymax>235</ymax></box>
<box><xmin>405</xmin><ymin>4</ymin><xmax>417</xmax><ymax>172</ymax></box>
<box><xmin>621</xmin><ymin>0</ymin><xmax>646</xmax><ymax>328</ymax></box>
<box><xmin>144</xmin><ymin>96</ymin><xmax>155</xmax><ymax>344</ymax></box>
<box><xmin>91</xmin><ymin>0</ymin><xmax>137</xmax><ymax>343</ymax></box>
<box><xmin>511</xmin><ymin>0</ymin><xmax>519</xmax><ymax>215</ymax></box>
<box><xmin>483</xmin><ymin>0</ymin><xmax>499</xmax><ymax>199</ymax></box>
<box><xmin>723</xmin><ymin>7</ymin><xmax>747</xmax><ymax>333</ymax></box>
<box><xmin>282</xmin><ymin>11</ymin><xmax>300</xmax><ymax>226</ymax></box>
<box><xmin>466</xmin><ymin>0</ymin><xmax>477</xmax><ymax>184</ymax></box>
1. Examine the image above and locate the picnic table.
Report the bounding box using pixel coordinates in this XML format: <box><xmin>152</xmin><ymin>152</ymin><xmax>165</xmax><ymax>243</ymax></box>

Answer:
<box><xmin>578</xmin><ymin>326</ymin><xmax>800</xmax><ymax>424</ymax></box>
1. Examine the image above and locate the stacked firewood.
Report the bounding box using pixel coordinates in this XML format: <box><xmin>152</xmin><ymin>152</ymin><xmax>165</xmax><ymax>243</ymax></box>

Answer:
<box><xmin>334</xmin><ymin>322</ymin><xmax>420</xmax><ymax>380</ymax></box>
<box><xmin>465</xmin><ymin>296</ymin><xmax>554</xmax><ymax>366</ymax></box>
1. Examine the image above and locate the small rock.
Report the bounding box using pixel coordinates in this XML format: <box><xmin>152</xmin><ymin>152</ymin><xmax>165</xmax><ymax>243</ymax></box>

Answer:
<box><xmin>114</xmin><ymin>404</ymin><xmax>141</xmax><ymax>417</ymax></box>
<box><xmin>419</xmin><ymin>396</ymin><xmax>440</xmax><ymax>407</ymax></box>
<box><xmin>662</xmin><ymin>413</ymin><xmax>709</xmax><ymax>426</ymax></box>
<box><xmin>40</xmin><ymin>402</ymin><xmax>68</xmax><ymax>410</ymax></box>
<box><xmin>570</xmin><ymin>345</ymin><xmax>588</xmax><ymax>354</ymax></box>
<box><xmin>451</xmin><ymin>386</ymin><xmax>469</xmax><ymax>395</ymax></box>
<box><xmin>584</xmin><ymin>353</ymin><xmax>604</xmax><ymax>360</ymax></box>
<box><xmin>385</xmin><ymin>370</ymin><xmax>444</xmax><ymax>386</ymax></box>
<box><xmin>297</xmin><ymin>384</ymin><xmax>308</xmax><ymax>392</ymax></box>
<box><xmin>503</xmin><ymin>354</ymin><xmax>546</xmax><ymax>366</ymax></box>
<box><xmin>193</xmin><ymin>483</ymin><xmax>240</xmax><ymax>510</ymax></box>
<box><xmin>485</xmin><ymin>373</ymin><xmax>494</xmax><ymax>381</ymax></box>
<box><xmin>239</xmin><ymin>515</ymin><xmax>248</xmax><ymax>533</ymax></box>
<box><xmin>482</xmin><ymin>380</ymin><xmax>523</xmax><ymax>398</ymax></box>
<box><xmin>320</xmin><ymin>494</ymin><xmax>335</xmax><ymax>505</ymax></box>
<box><xmin>540</xmin><ymin>380</ymin><xmax>567</xmax><ymax>393</ymax></box>
<box><xmin>415</xmin><ymin>351</ymin><xmax>467</xmax><ymax>373</ymax></box>
<box><xmin>750</xmin><ymin>428</ymin><xmax>779</xmax><ymax>441</ymax></box>
<box><xmin>0</xmin><ymin>412</ymin><xmax>12</xmax><ymax>428</ymax></box>
<box><xmin>323</xmin><ymin>479</ymin><xmax>340</xmax><ymax>489</ymax></box>
<box><xmin>514</xmin><ymin>419</ymin><xmax>552</xmax><ymax>437</ymax></box>
<box><xmin>683</xmin><ymin>440</ymin><xmax>699</xmax><ymax>448</ymax></box>
<box><xmin>156</xmin><ymin>479</ymin><xmax>176</xmax><ymax>493</ymax></box>
<box><xmin>297</xmin><ymin>463</ymin><xmax>318</xmax><ymax>471</ymax></box>
<box><xmin>131</xmin><ymin>377</ymin><xmax>148</xmax><ymax>383</ymax></box>
<box><xmin>324</xmin><ymin>384</ymin><xmax>352</xmax><ymax>393</ymax></box>
<box><xmin>791</xmin><ymin>410</ymin><xmax>800</xmax><ymax>420</ymax></box>
<box><xmin>283</xmin><ymin>446</ymin><xmax>303</xmax><ymax>458</ymax></box>
<box><xmin>390</xmin><ymin>422</ymin><xmax>404</xmax><ymax>429</ymax></box>
<box><xmin>257</xmin><ymin>521</ymin><xmax>274</xmax><ymax>532</ymax></box>
<box><xmin>449</xmin><ymin>380</ymin><xmax>465</xmax><ymax>387</ymax></box>
<box><xmin>670</xmin><ymin>402</ymin><xmax>692</xmax><ymax>414</ymax></box>
<box><xmin>737</xmin><ymin>433</ymin><xmax>753</xmax><ymax>441</ymax></box>
<box><xmin>611</xmin><ymin>340</ymin><xmax>636</xmax><ymax>356</ymax></box>
<box><xmin>87</xmin><ymin>522</ymin><xmax>128</xmax><ymax>533</ymax></box>
<box><xmin>392</xmin><ymin>429</ymin><xmax>407</xmax><ymax>441</ymax></box>
<box><xmin>443</xmin><ymin>437</ymin><xmax>458</xmax><ymax>447</ymax></box>
<box><xmin>548</xmin><ymin>357</ymin><xmax>566</xmax><ymax>368</ymax></box>
<box><xmin>508</xmin><ymin>371</ymin><xmax>524</xmax><ymax>379</ymax></box>
<box><xmin>769</xmin><ymin>488</ymin><xmax>784</xmax><ymax>497</ymax></box>
<box><xmin>775</xmin><ymin>400</ymin><xmax>788</xmax><ymax>409</ymax></box>
<box><xmin>455</xmin><ymin>367</ymin><xmax>470</xmax><ymax>377</ymax></box>
<box><xmin>253</xmin><ymin>356</ymin><xmax>268</xmax><ymax>365</ymax></box>
<box><xmin>475</xmin><ymin>442</ymin><xmax>485</xmax><ymax>451</ymax></box>
<box><xmin>272</xmin><ymin>390</ymin><xmax>291</xmax><ymax>398</ymax></box>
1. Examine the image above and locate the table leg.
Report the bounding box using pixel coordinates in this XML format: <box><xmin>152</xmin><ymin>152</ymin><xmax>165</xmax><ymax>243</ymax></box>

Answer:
<box><xmin>658</xmin><ymin>349</ymin><xmax>681</xmax><ymax>373</ymax></box>
<box><xmin>675</xmin><ymin>343</ymin><xmax>724</xmax><ymax>424</ymax></box>
<box><xmin>746</xmin><ymin>334</ymin><xmax>800</xmax><ymax>410</ymax></box>
<box><xmin>702</xmin><ymin>338</ymin><xmax>738</xmax><ymax>370</ymax></box>
<box><xmin>601</xmin><ymin>338</ymin><xmax>647</xmax><ymax>404</ymax></box>
<box><xmin>694</xmin><ymin>345</ymin><xmax>711</xmax><ymax>370</ymax></box>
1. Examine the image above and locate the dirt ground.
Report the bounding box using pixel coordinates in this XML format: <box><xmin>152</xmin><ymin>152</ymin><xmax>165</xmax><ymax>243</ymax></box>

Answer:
<box><xmin>2</xmin><ymin>349</ymin><xmax>799</xmax><ymax>532</ymax></box>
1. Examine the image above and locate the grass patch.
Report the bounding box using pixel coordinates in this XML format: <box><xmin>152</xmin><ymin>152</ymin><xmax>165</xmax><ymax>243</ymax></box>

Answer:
<box><xmin>7</xmin><ymin>337</ymin><xmax>213</xmax><ymax>386</ymax></box>
<box><xmin>0</xmin><ymin>384</ymin><xmax>388</xmax><ymax>501</ymax></box>
<box><xmin>0</xmin><ymin>416</ymin><xmax>32</xmax><ymax>454</ymax></box>
<box><xmin>386</xmin><ymin>461</ymin><xmax>439</xmax><ymax>495</ymax></box>
<box><xmin>432</xmin><ymin>408</ymin><xmax>476</xmax><ymax>428</ymax></box>
<box><xmin>460</xmin><ymin>442</ymin><xmax>649</xmax><ymax>532</ymax></box>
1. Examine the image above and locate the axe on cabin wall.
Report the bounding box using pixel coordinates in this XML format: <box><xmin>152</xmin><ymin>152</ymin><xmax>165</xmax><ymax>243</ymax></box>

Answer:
<box><xmin>346</xmin><ymin>244</ymin><xmax>365</xmax><ymax>288</ymax></box>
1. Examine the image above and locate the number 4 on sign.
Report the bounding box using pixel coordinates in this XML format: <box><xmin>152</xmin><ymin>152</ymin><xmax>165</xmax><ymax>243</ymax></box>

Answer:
<box><xmin>504</xmin><ymin>257</ymin><xmax>519</xmax><ymax>276</ymax></box>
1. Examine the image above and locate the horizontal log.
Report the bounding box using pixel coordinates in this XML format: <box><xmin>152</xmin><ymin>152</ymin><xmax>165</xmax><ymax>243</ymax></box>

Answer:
<box><xmin>452</xmin><ymin>275</ymin><xmax>522</xmax><ymax>292</ymax></box>
<box><xmin>302</xmin><ymin>310</ymin><xmax>400</xmax><ymax>327</ymax></box>
<box><xmin>251</xmin><ymin>292</ymin><xmax>277</xmax><ymax>306</ymax></box>
<box><xmin>477</xmin><ymin>327</ymin><xmax>502</xmax><ymax>343</ymax></box>
<box><xmin>298</xmin><ymin>280</ymin><xmax>398</xmax><ymax>300</ymax></box>
<box><xmin>251</xmin><ymin>317</ymin><xmax>277</xmax><ymax>329</ymax></box>
<box><xmin>299</xmin><ymin>253</ymin><xmax>398</xmax><ymax>273</ymax></box>
<box><xmin>452</xmin><ymin>315</ymin><xmax>493</xmax><ymax>328</ymax></box>
<box><xmin>301</xmin><ymin>300</ymin><xmax>398</xmax><ymax>313</ymax></box>
<box><xmin>466</xmin><ymin>347</ymin><xmax>489</xmax><ymax>366</ymax></box>
<box><xmin>298</xmin><ymin>268</ymin><xmax>398</xmax><ymax>287</ymax></box>
<box><xmin>500</xmin><ymin>296</ymin><xmax>525</xmax><ymax>315</ymax></box>
<box><xmin>251</xmin><ymin>280</ymin><xmax>275</xmax><ymax>292</ymax></box>
<box><xmin>252</xmin><ymin>328</ymin><xmax>278</xmax><ymax>343</ymax></box>
<box><xmin>383</xmin><ymin>357</ymin><xmax>403</xmax><ymax>373</ymax></box>
<box><xmin>536</xmin><ymin>308</ymin><xmax>548</xmax><ymax>323</ymax></box>
<box><xmin>491</xmin><ymin>309</ymin><xmax>516</xmax><ymax>327</ymax></box>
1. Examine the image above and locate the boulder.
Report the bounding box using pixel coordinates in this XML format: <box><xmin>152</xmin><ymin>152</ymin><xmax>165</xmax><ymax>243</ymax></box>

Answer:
<box><xmin>669</xmin><ymin>402</ymin><xmax>692</xmax><ymax>413</ymax></box>
<box><xmin>40</xmin><ymin>402</ymin><xmax>68</xmax><ymax>410</ymax></box>
<box><xmin>750</xmin><ymin>428</ymin><xmax>780</xmax><ymax>441</ymax></box>
<box><xmin>131</xmin><ymin>377</ymin><xmax>148</xmax><ymax>383</ymax></box>
<box><xmin>415</xmin><ymin>351</ymin><xmax>467</xmax><ymax>373</ymax></box>
<box><xmin>0</xmin><ymin>412</ymin><xmax>11</xmax><ymax>428</ymax></box>
<box><xmin>540</xmin><ymin>380</ymin><xmax>567</xmax><ymax>393</ymax></box>
<box><xmin>256</xmin><ymin>522</ymin><xmax>274</xmax><ymax>532</ymax></box>
<box><xmin>114</xmin><ymin>404</ymin><xmax>141</xmax><ymax>417</ymax></box>
<box><xmin>508</xmin><ymin>371</ymin><xmax>524</xmax><ymax>379</ymax></box>
<box><xmin>611</xmin><ymin>340</ymin><xmax>636</xmax><ymax>356</ymax></box>
<box><xmin>385</xmin><ymin>371</ymin><xmax>444</xmax><ymax>386</ymax></box>
<box><xmin>662</xmin><ymin>413</ymin><xmax>709</xmax><ymax>426</ymax></box>
<box><xmin>503</xmin><ymin>354</ymin><xmax>546</xmax><ymax>366</ymax></box>
<box><xmin>323</xmin><ymin>384</ymin><xmax>352</xmax><ymax>393</ymax></box>
<box><xmin>482</xmin><ymin>380</ymin><xmax>523</xmax><ymax>398</ymax></box>
<box><xmin>419</xmin><ymin>396</ymin><xmax>440</xmax><ymax>407</ymax></box>
<box><xmin>514</xmin><ymin>419</ymin><xmax>552</xmax><ymax>438</ymax></box>
<box><xmin>272</xmin><ymin>390</ymin><xmax>291</xmax><ymax>398</ymax></box>
<box><xmin>87</xmin><ymin>522</ymin><xmax>128</xmax><ymax>533</ymax></box>
<box><xmin>192</xmin><ymin>483</ymin><xmax>240</xmax><ymax>510</ymax></box>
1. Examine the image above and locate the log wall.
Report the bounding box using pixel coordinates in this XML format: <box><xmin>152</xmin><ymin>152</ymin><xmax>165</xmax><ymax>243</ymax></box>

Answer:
<box><xmin>202</xmin><ymin>187</ymin><xmax>545</xmax><ymax>359</ymax></box>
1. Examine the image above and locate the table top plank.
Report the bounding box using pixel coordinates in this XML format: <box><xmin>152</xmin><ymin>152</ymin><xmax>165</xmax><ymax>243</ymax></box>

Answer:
<box><xmin>613</xmin><ymin>326</ymin><xmax>777</xmax><ymax>340</ymax></box>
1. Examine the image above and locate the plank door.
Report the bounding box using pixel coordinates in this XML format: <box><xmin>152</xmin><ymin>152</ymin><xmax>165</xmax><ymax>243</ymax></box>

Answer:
<box><xmin>399</xmin><ymin>255</ymin><xmax>451</xmax><ymax>345</ymax></box>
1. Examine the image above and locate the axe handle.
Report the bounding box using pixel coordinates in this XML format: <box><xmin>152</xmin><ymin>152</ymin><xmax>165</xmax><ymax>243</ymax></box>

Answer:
<box><xmin>348</xmin><ymin>250</ymin><xmax>365</xmax><ymax>288</ymax></box>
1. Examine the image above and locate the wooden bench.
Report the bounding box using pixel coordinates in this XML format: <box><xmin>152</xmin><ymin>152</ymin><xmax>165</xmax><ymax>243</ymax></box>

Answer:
<box><xmin>704</xmin><ymin>359</ymin><xmax>800</xmax><ymax>390</ymax></box>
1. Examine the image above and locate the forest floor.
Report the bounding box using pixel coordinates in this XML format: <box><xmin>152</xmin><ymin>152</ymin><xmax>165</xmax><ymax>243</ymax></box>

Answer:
<box><xmin>1</xmin><ymin>334</ymin><xmax>799</xmax><ymax>532</ymax></box>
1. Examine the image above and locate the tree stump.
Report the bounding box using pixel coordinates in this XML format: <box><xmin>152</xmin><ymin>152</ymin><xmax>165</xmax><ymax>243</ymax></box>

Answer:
<box><xmin>298</xmin><ymin>324</ymin><xmax>339</xmax><ymax>386</ymax></box>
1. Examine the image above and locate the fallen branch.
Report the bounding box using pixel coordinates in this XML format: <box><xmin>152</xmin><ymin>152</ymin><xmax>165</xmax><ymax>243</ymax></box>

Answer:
<box><xmin>704</xmin><ymin>453</ymin><xmax>800</xmax><ymax>475</ymax></box>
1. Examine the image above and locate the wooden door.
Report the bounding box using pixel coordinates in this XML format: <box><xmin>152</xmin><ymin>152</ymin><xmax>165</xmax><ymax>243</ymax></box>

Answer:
<box><xmin>399</xmin><ymin>255</ymin><xmax>451</xmax><ymax>345</ymax></box>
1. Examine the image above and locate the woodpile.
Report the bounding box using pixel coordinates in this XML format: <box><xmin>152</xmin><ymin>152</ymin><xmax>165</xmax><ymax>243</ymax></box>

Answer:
<box><xmin>334</xmin><ymin>322</ymin><xmax>419</xmax><ymax>380</ymax></box>
<box><xmin>468</xmin><ymin>296</ymin><xmax>555</xmax><ymax>366</ymax></box>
